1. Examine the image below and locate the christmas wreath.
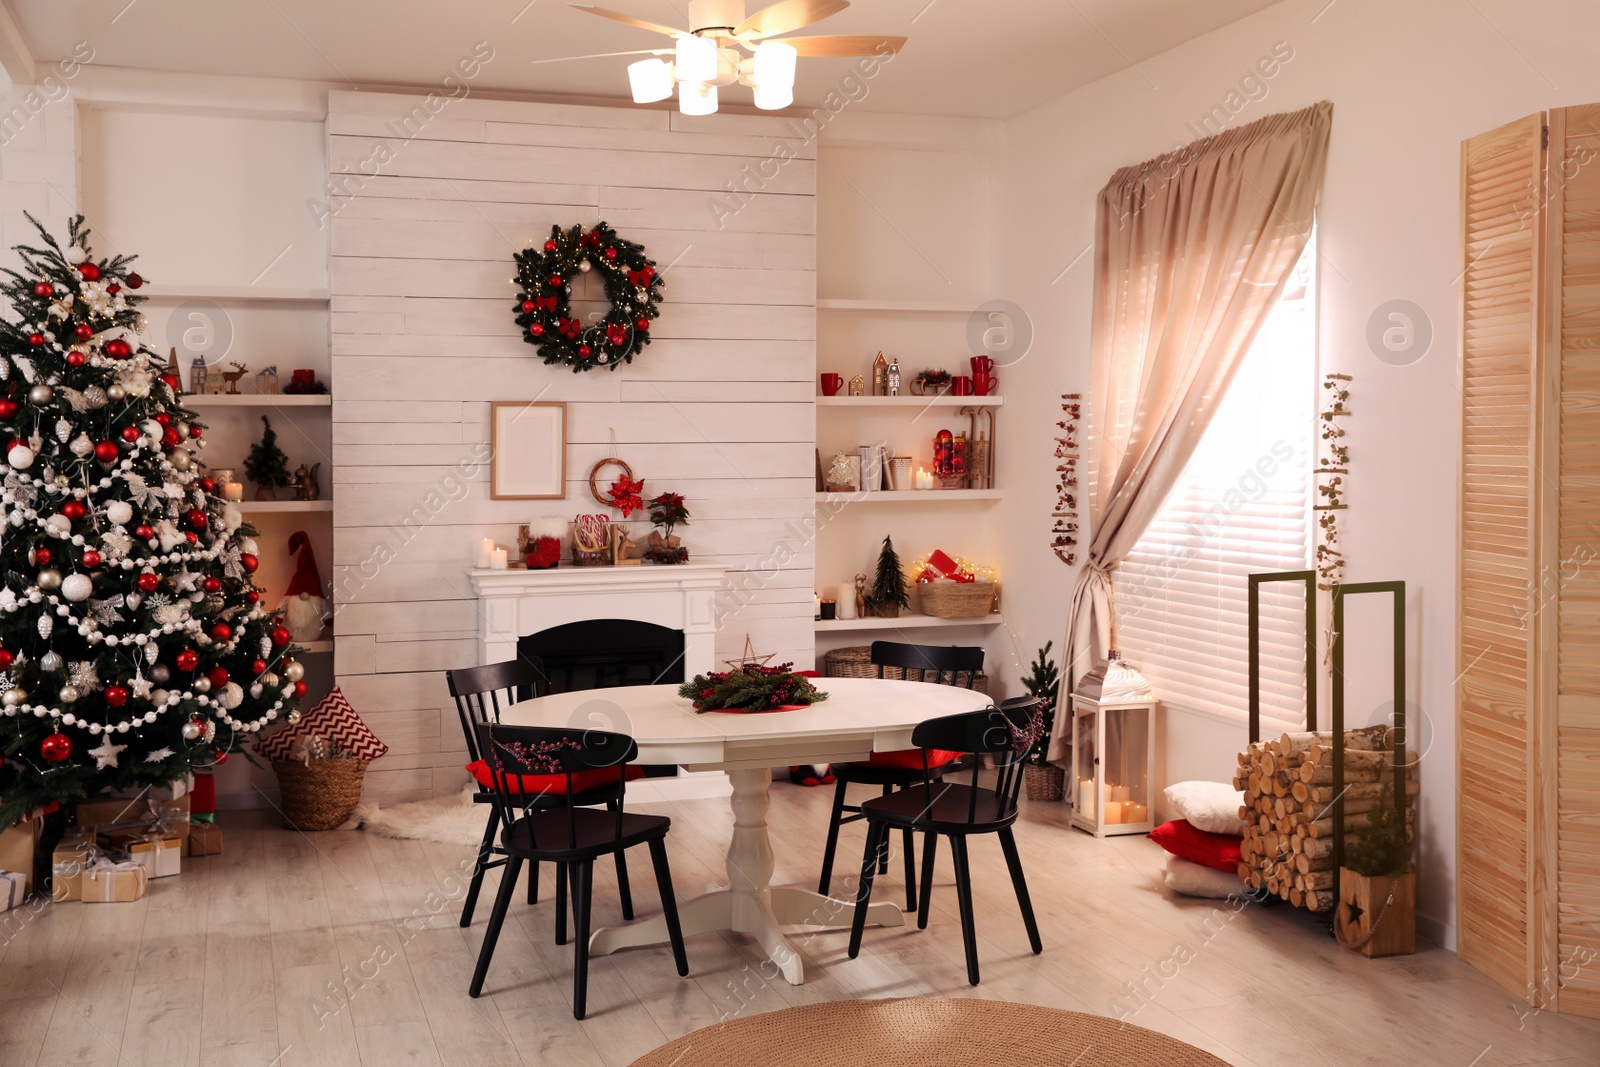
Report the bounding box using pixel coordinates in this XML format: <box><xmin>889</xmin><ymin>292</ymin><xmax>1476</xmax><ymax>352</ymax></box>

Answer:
<box><xmin>513</xmin><ymin>222</ymin><xmax>664</xmax><ymax>373</ymax></box>
<box><xmin>678</xmin><ymin>664</ymin><xmax>828</xmax><ymax>714</ymax></box>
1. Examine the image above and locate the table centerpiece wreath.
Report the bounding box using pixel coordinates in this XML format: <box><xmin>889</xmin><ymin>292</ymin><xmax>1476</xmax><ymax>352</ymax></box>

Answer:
<box><xmin>679</xmin><ymin>664</ymin><xmax>829</xmax><ymax>714</ymax></box>
<box><xmin>513</xmin><ymin>222</ymin><xmax>664</xmax><ymax>372</ymax></box>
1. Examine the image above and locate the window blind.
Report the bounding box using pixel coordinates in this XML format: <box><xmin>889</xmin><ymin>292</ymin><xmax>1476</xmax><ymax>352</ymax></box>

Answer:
<box><xmin>1112</xmin><ymin>241</ymin><xmax>1316</xmax><ymax>726</ymax></box>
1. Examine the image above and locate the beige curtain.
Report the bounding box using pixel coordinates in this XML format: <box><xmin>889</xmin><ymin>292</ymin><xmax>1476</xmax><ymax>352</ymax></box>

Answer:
<box><xmin>1050</xmin><ymin>101</ymin><xmax>1333</xmax><ymax>763</ymax></box>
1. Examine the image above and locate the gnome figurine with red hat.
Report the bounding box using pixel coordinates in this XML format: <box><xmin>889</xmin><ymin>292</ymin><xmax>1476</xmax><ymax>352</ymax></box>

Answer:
<box><xmin>281</xmin><ymin>530</ymin><xmax>332</xmax><ymax>642</ymax></box>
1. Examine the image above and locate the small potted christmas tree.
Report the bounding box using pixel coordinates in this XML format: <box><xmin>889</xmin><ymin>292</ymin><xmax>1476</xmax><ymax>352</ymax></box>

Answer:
<box><xmin>1334</xmin><ymin>781</ymin><xmax>1416</xmax><ymax>957</ymax></box>
<box><xmin>863</xmin><ymin>535</ymin><xmax>908</xmax><ymax>618</ymax></box>
<box><xmin>245</xmin><ymin>415</ymin><xmax>292</xmax><ymax>501</ymax></box>
<box><xmin>1020</xmin><ymin>643</ymin><xmax>1064</xmax><ymax>800</ymax></box>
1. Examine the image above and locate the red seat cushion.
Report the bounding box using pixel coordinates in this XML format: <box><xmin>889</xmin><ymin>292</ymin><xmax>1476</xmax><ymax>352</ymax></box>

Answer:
<box><xmin>1148</xmin><ymin>819</ymin><xmax>1243</xmax><ymax>873</ymax></box>
<box><xmin>861</xmin><ymin>748</ymin><xmax>963</xmax><ymax>771</ymax></box>
<box><xmin>466</xmin><ymin>759</ymin><xmax>643</xmax><ymax>796</ymax></box>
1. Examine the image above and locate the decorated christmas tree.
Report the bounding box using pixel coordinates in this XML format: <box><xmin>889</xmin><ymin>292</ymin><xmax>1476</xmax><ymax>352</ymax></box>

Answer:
<box><xmin>0</xmin><ymin>214</ymin><xmax>304</xmax><ymax>825</ymax></box>
<box><xmin>864</xmin><ymin>535</ymin><xmax>909</xmax><ymax>617</ymax></box>
<box><xmin>244</xmin><ymin>415</ymin><xmax>291</xmax><ymax>499</ymax></box>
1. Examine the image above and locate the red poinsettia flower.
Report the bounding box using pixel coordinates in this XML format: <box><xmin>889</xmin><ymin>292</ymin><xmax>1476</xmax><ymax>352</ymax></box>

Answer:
<box><xmin>607</xmin><ymin>475</ymin><xmax>645</xmax><ymax>517</ymax></box>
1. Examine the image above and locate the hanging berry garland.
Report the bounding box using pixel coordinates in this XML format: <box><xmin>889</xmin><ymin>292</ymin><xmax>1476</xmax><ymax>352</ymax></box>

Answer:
<box><xmin>512</xmin><ymin>222</ymin><xmax>665</xmax><ymax>372</ymax></box>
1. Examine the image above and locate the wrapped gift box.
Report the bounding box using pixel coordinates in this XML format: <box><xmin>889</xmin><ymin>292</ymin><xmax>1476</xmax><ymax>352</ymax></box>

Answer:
<box><xmin>0</xmin><ymin>869</ymin><xmax>23</xmax><ymax>912</ymax></box>
<box><xmin>0</xmin><ymin>811</ymin><xmax>43</xmax><ymax>899</ymax></box>
<box><xmin>83</xmin><ymin>863</ymin><xmax>147</xmax><ymax>903</ymax></box>
<box><xmin>186</xmin><ymin>823</ymin><xmax>222</xmax><ymax>857</ymax></box>
<box><xmin>77</xmin><ymin>796</ymin><xmax>191</xmax><ymax>842</ymax></box>
<box><xmin>50</xmin><ymin>837</ymin><xmax>94</xmax><ymax>902</ymax></box>
<box><xmin>126</xmin><ymin>837</ymin><xmax>181</xmax><ymax>879</ymax></box>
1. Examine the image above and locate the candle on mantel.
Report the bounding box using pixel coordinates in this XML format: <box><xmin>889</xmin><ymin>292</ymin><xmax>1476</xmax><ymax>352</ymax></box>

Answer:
<box><xmin>222</xmin><ymin>481</ymin><xmax>244</xmax><ymax>502</ymax></box>
<box><xmin>473</xmin><ymin>538</ymin><xmax>495</xmax><ymax>568</ymax></box>
<box><xmin>490</xmin><ymin>547</ymin><xmax>509</xmax><ymax>570</ymax></box>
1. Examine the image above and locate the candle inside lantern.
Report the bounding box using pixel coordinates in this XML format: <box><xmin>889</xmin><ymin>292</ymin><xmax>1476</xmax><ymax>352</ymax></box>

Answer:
<box><xmin>1111</xmin><ymin>785</ymin><xmax>1131</xmax><ymax>803</ymax></box>
<box><xmin>1125</xmin><ymin>802</ymin><xmax>1148</xmax><ymax>824</ymax></box>
<box><xmin>1076</xmin><ymin>778</ymin><xmax>1094</xmax><ymax>812</ymax></box>
<box><xmin>1103</xmin><ymin>801</ymin><xmax>1125</xmax><ymax>825</ymax></box>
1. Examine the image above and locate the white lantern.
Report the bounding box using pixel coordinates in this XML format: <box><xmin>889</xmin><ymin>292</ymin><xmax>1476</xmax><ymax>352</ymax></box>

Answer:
<box><xmin>1070</xmin><ymin>651</ymin><xmax>1158</xmax><ymax>837</ymax></box>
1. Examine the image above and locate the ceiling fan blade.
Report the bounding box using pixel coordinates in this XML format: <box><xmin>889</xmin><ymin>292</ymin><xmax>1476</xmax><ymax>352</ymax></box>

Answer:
<box><xmin>735</xmin><ymin>0</ymin><xmax>848</xmax><ymax>40</ymax></box>
<box><xmin>530</xmin><ymin>48</ymin><xmax>672</xmax><ymax>66</ymax></box>
<box><xmin>567</xmin><ymin>4</ymin><xmax>685</xmax><ymax>37</ymax></box>
<box><xmin>778</xmin><ymin>34</ymin><xmax>906</xmax><ymax>57</ymax></box>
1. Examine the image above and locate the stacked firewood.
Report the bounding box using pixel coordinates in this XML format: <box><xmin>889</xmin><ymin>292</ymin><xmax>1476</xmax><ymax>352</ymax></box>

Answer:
<box><xmin>1232</xmin><ymin>725</ymin><xmax>1417</xmax><ymax>911</ymax></box>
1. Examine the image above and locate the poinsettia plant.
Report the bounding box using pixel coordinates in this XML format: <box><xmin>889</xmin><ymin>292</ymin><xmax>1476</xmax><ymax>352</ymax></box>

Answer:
<box><xmin>678</xmin><ymin>663</ymin><xmax>829</xmax><ymax>713</ymax></box>
<box><xmin>648</xmin><ymin>491</ymin><xmax>689</xmax><ymax>537</ymax></box>
<box><xmin>606</xmin><ymin>474</ymin><xmax>645</xmax><ymax>517</ymax></box>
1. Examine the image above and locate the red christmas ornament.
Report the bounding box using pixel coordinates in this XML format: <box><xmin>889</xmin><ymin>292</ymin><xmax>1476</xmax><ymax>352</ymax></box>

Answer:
<box><xmin>214</xmin><ymin>749</ymin><xmax>229</xmax><ymax>765</ymax></box>
<box><xmin>604</xmin><ymin>247</ymin><xmax>617</xmax><ymax>261</ymax></box>
<box><xmin>635</xmin><ymin>318</ymin><xmax>650</xmax><ymax>331</ymax></box>
<box><xmin>188</xmin><ymin>424</ymin><xmax>202</xmax><ymax>439</ymax></box>
<box><xmin>185</xmin><ymin>531</ymin><xmax>198</xmax><ymax>544</ymax></box>
<box><xmin>40</xmin><ymin>732</ymin><xmax>72</xmax><ymax>762</ymax></box>
<box><xmin>175</xmin><ymin>649</ymin><xmax>199</xmax><ymax>671</ymax></box>
<box><xmin>78</xmin><ymin>263</ymin><xmax>101</xmax><ymax>281</ymax></box>
<box><xmin>521</xmin><ymin>300</ymin><xmax>536</xmax><ymax>314</ymax></box>
<box><xmin>126</xmin><ymin>272</ymin><xmax>143</xmax><ymax>289</ymax></box>
<box><xmin>94</xmin><ymin>440</ymin><xmax>119</xmax><ymax>462</ymax></box>
<box><xmin>186</xmin><ymin>509</ymin><xmax>207</xmax><ymax>530</ymax></box>
<box><xmin>245</xmin><ymin>591</ymin><xmax>260</xmax><ymax>604</ymax></box>
<box><xmin>107</xmin><ymin>284</ymin><xmax>120</xmax><ymax>295</ymax></box>
<box><xmin>199</xmin><ymin>477</ymin><xmax>215</xmax><ymax>494</ymax></box>
<box><xmin>134</xmin><ymin>524</ymin><xmax>155</xmax><ymax>541</ymax></box>
<box><xmin>34</xmin><ymin>547</ymin><xmax>51</xmax><ymax>565</ymax></box>
<box><xmin>0</xmin><ymin>400</ymin><xmax>15</xmax><ymax>419</ymax></box>
<box><xmin>155</xmin><ymin>413</ymin><xmax>171</xmax><ymax>427</ymax></box>
<box><xmin>209</xmin><ymin>622</ymin><xmax>231</xmax><ymax>643</ymax></box>
<box><xmin>161</xmin><ymin>374</ymin><xmax>179</xmax><ymax>392</ymax></box>
<box><xmin>81</xmin><ymin>550</ymin><xmax>102</xmax><ymax>568</ymax></box>
<box><xmin>294</xmin><ymin>680</ymin><xmax>308</xmax><ymax>698</ymax></box>
<box><xmin>137</xmin><ymin>572</ymin><xmax>159</xmax><ymax>593</ymax></box>
<box><xmin>251</xmin><ymin>658</ymin><xmax>268</xmax><ymax>675</ymax></box>
<box><xmin>74</xmin><ymin>323</ymin><xmax>93</xmax><ymax>341</ymax></box>
<box><xmin>28</xmin><ymin>333</ymin><xmax>43</xmax><ymax>347</ymax></box>
<box><xmin>203</xmin><ymin>577</ymin><xmax>222</xmax><ymax>594</ymax></box>
<box><xmin>543</xmin><ymin>239</ymin><xmax>558</xmax><ymax>252</ymax></box>
<box><xmin>549</xmin><ymin>274</ymin><xmax>564</xmax><ymax>288</ymax></box>
<box><xmin>271</xmin><ymin>625</ymin><xmax>291</xmax><ymax>647</ymax></box>
<box><xmin>529</xmin><ymin>323</ymin><xmax>545</xmax><ymax>337</ymax></box>
<box><xmin>104</xmin><ymin>684</ymin><xmax>130</xmax><ymax>707</ymax></box>
<box><xmin>60</xmin><ymin>500</ymin><xmax>86</xmax><ymax>522</ymax></box>
<box><xmin>32</xmin><ymin>281</ymin><xmax>53</xmax><ymax>297</ymax></box>
<box><xmin>578</xmin><ymin>344</ymin><xmax>592</xmax><ymax>358</ymax></box>
<box><xmin>120</xmin><ymin>425</ymin><xmax>140</xmax><ymax>442</ymax></box>
<box><xmin>241</xmin><ymin>553</ymin><xmax>259</xmax><ymax>573</ymax></box>
<box><xmin>104</xmin><ymin>339</ymin><xmax>131</xmax><ymax>359</ymax></box>
<box><xmin>66</xmin><ymin>351</ymin><xmax>86</xmax><ymax>368</ymax></box>
<box><xmin>0</xmin><ymin>649</ymin><xmax>11</xmax><ymax>669</ymax></box>
<box><xmin>207</xmin><ymin>666</ymin><xmax>229</xmax><ymax>689</ymax></box>
<box><xmin>163</xmin><ymin>428</ymin><xmax>181</xmax><ymax>449</ymax></box>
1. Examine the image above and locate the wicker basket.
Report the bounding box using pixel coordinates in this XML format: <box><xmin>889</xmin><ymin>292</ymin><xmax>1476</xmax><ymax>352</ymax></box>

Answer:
<box><xmin>918</xmin><ymin>581</ymin><xmax>997</xmax><ymax>618</ymax></box>
<box><xmin>273</xmin><ymin>758</ymin><xmax>369</xmax><ymax>831</ymax></box>
<box><xmin>1024</xmin><ymin>763</ymin><xmax>1065</xmax><ymax>802</ymax></box>
<box><xmin>822</xmin><ymin>645</ymin><xmax>989</xmax><ymax>693</ymax></box>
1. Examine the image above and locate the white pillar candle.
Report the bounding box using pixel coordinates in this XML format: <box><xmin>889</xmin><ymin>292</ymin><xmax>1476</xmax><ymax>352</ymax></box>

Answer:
<box><xmin>222</xmin><ymin>481</ymin><xmax>244</xmax><ymax>503</ymax></box>
<box><xmin>1125</xmin><ymin>802</ymin><xmax>1148</xmax><ymax>824</ymax></box>
<box><xmin>473</xmin><ymin>538</ymin><xmax>495</xmax><ymax>568</ymax></box>
<box><xmin>1077</xmin><ymin>778</ymin><xmax>1093</xmax><ymax>812</ymax></box>
<box><xmin>1111</xmin><ymin>785</ymin><xmax>1131</xmax><ymax>803</ymax></box>
<box><xmin>490</xmin><ymin>547</ymin><xmax>509</xmax><ymax>569</ymax></box>
<box><xmin>835</xmin><ymin>582</ymin><xmax>858</xmax><ymax>620</ymax></box>
<box><xmin>1103</xmin><ymin>801</ymin><xmax>1124</xmax><ymax>825</ymax></box>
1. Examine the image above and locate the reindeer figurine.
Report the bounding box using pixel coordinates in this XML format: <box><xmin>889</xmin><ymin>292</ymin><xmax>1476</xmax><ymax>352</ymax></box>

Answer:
<box><xmin>218</xmin><ymin>361</ymin><xmax>250</xmax><ymax>395</ymax></box>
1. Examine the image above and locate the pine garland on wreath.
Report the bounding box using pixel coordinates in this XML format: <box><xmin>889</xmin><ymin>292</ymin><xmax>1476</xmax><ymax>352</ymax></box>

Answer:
<box><xmin>513</xmin><ymin>222</ymin><xmax>665</xmax><ymax>373</ymax></box>
<box><xmin>0</xmin><ymin>213</ymin><xmax>303</xmax><ymax>825</ymax></box>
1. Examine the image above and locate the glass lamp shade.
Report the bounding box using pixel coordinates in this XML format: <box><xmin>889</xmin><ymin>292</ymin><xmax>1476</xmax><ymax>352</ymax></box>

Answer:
<box><xmin>628</xmin><ymin>59</ymin><xmax>675</xmax><ymax>104</ymax></box>
<box><xmin>675</xmin><ymin>34</ymin><xmax>719</xmax><ymax>84</ymax></box>
<box><xmin>753</xmin><ymin>41</ymin><xmax>798</xmax><ymax>88</ymax></box>
<box><xmin>753</xmin><ymin>83</ymin><xmax>794</xmax><ymax>110</ymax></box>
<box><xmin>678</xmin><ymin>81</ymin><xmax>718</xmax><ymax>116</ymax></box>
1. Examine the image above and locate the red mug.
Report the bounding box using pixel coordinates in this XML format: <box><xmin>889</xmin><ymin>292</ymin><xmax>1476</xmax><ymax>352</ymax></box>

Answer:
<box><xmin>974</xmin><ymin>374</ymin><xmax>998</xmax><ymax>396</ymax></box>
<box><xmin>820</xmin><ymin>373</ymin><xmax>842</xmax><ymax>396</ymax></box>
<box><xmin>951</xmin><ymin>376</ymin><xmax>972</xmax><ymax>396</ymax></box>
<box><xmin>971</xmin><ymin>355</ymin><xmax>996</xmax><ymax>376</ymax></box>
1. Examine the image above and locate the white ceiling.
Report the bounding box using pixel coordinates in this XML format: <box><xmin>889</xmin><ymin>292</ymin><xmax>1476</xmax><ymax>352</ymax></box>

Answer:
<box><xmin>9</xmin><ymin>0</ymin><xmax>1282</xmax><ymax>120</ymax></box>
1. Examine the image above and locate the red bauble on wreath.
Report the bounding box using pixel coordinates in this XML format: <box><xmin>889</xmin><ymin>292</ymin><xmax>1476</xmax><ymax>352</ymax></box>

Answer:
<box><xmin>512</xmin><ymin>221</ymin><xmax>664</xmax><ymax>373</ymax></box>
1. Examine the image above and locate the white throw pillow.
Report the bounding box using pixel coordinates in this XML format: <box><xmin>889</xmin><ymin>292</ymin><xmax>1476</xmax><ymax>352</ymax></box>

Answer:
<box><xmin>1164</xmin><ymin>854</ymin><xmax>1246</xmax><ymax>899</ymax></box>
<box><xmin>1163</xmin><ymin>780</ymin><xmax>1247</xmax><ymax>836</ymax></box>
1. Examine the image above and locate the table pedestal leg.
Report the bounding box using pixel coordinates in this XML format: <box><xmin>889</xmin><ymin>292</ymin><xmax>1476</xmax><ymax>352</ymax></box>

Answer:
<box><xmin>586</xmin><ymin>766</ymin><xmax>902</xmax><ymax>985</ymax></box>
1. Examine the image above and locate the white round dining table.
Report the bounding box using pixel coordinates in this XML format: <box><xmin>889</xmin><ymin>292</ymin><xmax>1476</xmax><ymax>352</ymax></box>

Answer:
<box><xmin>498</xmin><ymin>675</ymin><xmax>989</xmax><ymax>985</ymax></box>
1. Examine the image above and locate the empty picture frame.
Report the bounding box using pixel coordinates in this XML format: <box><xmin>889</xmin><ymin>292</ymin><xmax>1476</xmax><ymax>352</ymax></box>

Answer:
<box><xmin>490</xmin><ymin>401</ymin><xmax>567</xmax><ymax>499</ymax></box>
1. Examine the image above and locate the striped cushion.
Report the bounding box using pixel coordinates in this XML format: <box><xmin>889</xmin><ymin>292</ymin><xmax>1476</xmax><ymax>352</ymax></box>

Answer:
<box><xmin>254</xmin><ymin>687</ymin><xmax>389</xmax><ymax>762</ymax></box>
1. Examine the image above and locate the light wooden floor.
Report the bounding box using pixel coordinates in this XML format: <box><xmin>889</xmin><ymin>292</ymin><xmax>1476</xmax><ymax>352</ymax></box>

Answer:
<box><xmin>3</xmin><ymin>782</ymin><xmax>1598</xmax><ymax>1067</ymax></box>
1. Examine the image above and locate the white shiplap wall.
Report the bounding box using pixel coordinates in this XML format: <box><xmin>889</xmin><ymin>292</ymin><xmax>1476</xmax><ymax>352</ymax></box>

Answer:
<box><xmin>327</xmin><ymin>91</ymin><xmax>816</xmax><ymax>803</ymax></box>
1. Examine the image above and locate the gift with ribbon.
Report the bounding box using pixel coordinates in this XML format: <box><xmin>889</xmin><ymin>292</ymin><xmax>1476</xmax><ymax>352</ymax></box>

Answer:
<box><xmin>186</xmin><ymin>822</ymin><xmax>223</xmax><ymax>857</ymax></box>
<box><xmin>0</xmin><ymin>869</ymin><xmax>23</xmax><ymax>912</ymax></box>
<box><xmin>83</xmin><ymin>853</ymin><xmax>149</xmax><ymax>903</ymax></box>
<box><xmin>51</xmin><ymin>833</ymin><xmax>97</xmax><ymax>902</ymax></box>
<box><xmin>101</xmin><ymin>799</ymin><xmax>183</xmax><ymax>879</ymax></box>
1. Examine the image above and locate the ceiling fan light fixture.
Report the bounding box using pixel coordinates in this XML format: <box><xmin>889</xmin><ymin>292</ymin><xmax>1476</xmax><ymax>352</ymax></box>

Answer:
<box><xmin>679</xmin><ymin>80</ymin><xmax>718</xmax><ymax>116</ymax></box>
<box><xmin>675</xmin><ymin>34</ymin><xmax>720</xmax><ymax>83</ymax></box>
<box><xmin>628</xmin><ymin>58</ymin><xmax>676</xmax><ymax>103</ymax></box>
<box><xmin>752</xmin><ymin>40</ymin><xmax>798</xmax><ymax>90</ymax></box>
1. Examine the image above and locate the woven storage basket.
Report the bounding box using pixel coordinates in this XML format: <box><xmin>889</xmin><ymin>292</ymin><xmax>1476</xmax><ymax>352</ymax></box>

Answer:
<box><xmin>273</xmin><ymin>759</ymin><xmax>369</xmax><ymax>831</ymax></box>
<box><xmin>918</xmin><ymin>581</ymin><xmax>997</xmax><ymax>618</ymax></box>
<box><xmin>822</xmin><ymin>645</ymin><xmax>990</xmax><ymax>693</ymax></box>
<box><xmin>1024</xmin><ymin>763</ymin><xmax>1065</xmax><ymax>802</ymax></box>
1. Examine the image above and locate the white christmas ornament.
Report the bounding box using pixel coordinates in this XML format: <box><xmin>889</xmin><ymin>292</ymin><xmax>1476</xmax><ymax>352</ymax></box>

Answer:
<box><xmin>106</xmin><ymin>501</ymin><xmax>133</xmax><ymax>525</ymax></box>
<box><xmin>69</xmin><ymin>434</ymin><xmax>94</xmax><ymax>458</ymax></box>
<box><xmin>60</xmin><ymin>573</ymin><xmax>93</xmax><ymax>602</ymax></box>
<box><xmin>7</xmin><ymin>444</ymin><xmax>34</xmax><ymax>469</ymax></box>
<box><xmin>87</xmin><ymin>737</ymin><xmax>127</xmax><ymax>769</ymax></box>
<box><xmin>222</xmin><ymin>682</ymin><xmax>243</xmax><ymax>709</ymax></box>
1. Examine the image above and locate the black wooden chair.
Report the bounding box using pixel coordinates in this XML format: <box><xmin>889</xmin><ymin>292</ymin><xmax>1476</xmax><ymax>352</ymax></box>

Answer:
<box><xmin>818</xmin><ymin>641</ymin><xmax>985</xmax><ymax>911</ymax></box>
<box><xmin>446</xmin><ymin>658</ymin><xmax>636</xmax><ymax>933</ymax></box>
<box><xmin>847</xmin><ymin>696</ymin><xmax>1044</xmax><ymax>985</ymax></box>
<box><xmin>468</xmin><ymin>722</ymin><xmax>689</xmax><ymax>1019</ymax></box>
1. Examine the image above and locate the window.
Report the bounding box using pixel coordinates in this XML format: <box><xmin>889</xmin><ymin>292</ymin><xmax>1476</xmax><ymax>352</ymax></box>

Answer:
<box><xmin>1111</xmin><ymin>238</ymin><xmax>1316</xmax><ymax>726</ymax></box>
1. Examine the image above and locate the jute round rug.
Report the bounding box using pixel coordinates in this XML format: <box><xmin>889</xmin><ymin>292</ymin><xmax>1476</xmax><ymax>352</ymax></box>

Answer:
<box><xmin>628</xmin><ymin>998</ymin><xmax>1233</xmax><ymax>1066</ymax></box>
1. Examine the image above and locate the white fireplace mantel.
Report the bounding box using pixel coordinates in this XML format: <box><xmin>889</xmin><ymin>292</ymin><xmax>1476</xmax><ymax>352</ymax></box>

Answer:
<box><xmin>468</xmin><ymin>563</ymin><xmax>728</xmax><ymax>674</ymax></box>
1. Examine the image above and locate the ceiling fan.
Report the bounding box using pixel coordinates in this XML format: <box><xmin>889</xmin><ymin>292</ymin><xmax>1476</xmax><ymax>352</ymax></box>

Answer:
<box><xmin>563</xmin><ymin>0</ymin><xmax>906</xmax><ymax>115</ymax></box>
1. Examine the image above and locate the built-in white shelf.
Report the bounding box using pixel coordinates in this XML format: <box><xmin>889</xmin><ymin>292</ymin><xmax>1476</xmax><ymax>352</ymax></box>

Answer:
<box><xmin>182</xmin><ymin>393</ymin><xmax>331</xmax><ymax>407</ymax></box>
<box><xmin>816</xmin><ymin>396</ymin><xmax>1003</xmax><ymax>408</ymax></box>
<box><xmin>816</xmin><ymin>613</ymin><xmax>1006</xmax><ymax>633</ymax></box>
<box><xmin>137</xmin><ymin>285</ymin><xmax>331</xmax><ymax>304</ymax></box>
<box><xmin>294</xmin><ymin>640</ymin><xmax>334</xmax><ymax>654</ymax></box>
<box><xmin>816</xmin><ymin>298</ymin><xmax>983</xmax><ymax>314</ymax></box>
<box><xmin>238</xmin><ymin>500</ymin><xmax>333</xmax><ymax>513</ymax></box>
<box><xmin>815</xmin><ymin>490</ymin><xmax>1003</xmax><ymax>503</ymax></box>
